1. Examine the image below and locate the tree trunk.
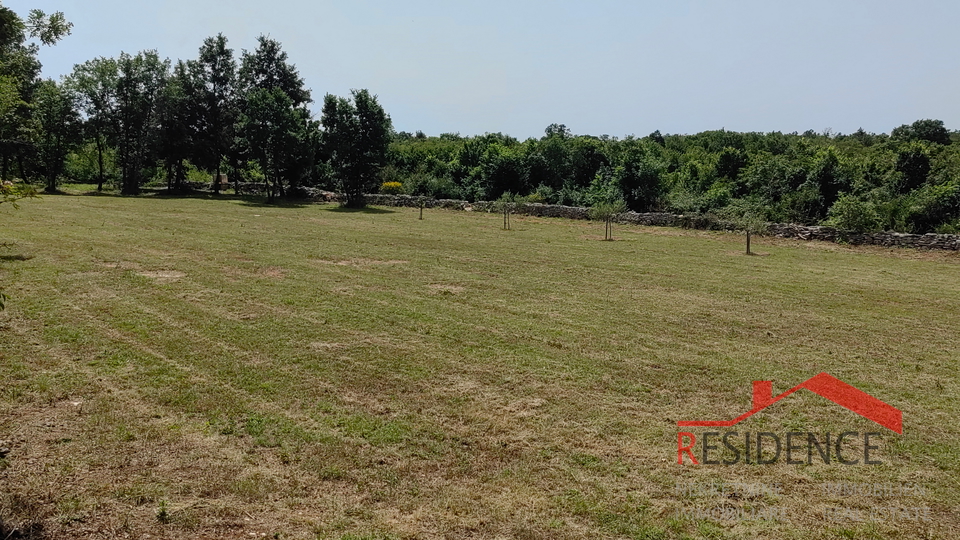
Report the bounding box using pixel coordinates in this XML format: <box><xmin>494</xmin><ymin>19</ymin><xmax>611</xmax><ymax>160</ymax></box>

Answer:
<box><xmin>175</xmin><ymin>160</ymin><xmax>185</xmax><ymax>191</ymax></box>
<box><xmin>213</xmin><ymin>158</ymin><xmax>221</xmax><ymax>194</ymax></box>
<box><xmin>16</xmin><ymin>152</ymin><xmax>26</xmax><ymax>183</ymax></box>
<box><xmin>95</xmin><ymin>133</ymin><xmax>106</xmax><ymax>191</ymax></box>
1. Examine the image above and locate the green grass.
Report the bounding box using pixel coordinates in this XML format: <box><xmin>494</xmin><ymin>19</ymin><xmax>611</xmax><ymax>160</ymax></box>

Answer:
<box><xmin>0</xmin><ymin>188</ymin><xmax>958</xmax><ymax>539</ymax></box>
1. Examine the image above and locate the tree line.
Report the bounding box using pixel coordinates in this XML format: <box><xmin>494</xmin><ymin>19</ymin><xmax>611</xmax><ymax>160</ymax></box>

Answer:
<box><xmin>0</xmin><ymin>3</ymin><xmax>390</xmax><ymax>207</ymax></box>
<box><xmin>3</xmin><ymin>2</ymin><xmax>960</xmax><ymax>232</ymax></box>
<box><xmin>386</xmin><ymin>121</ymin><xmax>960</xmax><ymax>234</ymax></box>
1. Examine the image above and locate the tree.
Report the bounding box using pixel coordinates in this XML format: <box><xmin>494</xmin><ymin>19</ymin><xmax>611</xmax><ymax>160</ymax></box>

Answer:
<box><xmin>526</xmin><ymin>125</ymin><xmax>572</xmax><ymax>190</ymax></box>
<box><xmin>718</xmin><ymin>199</ymin><xmax>769</xmax><ymax>255</ymax></box>
<box><xmin>805</xmin><ymin>147</ymin><xmax>847</xmax><ymax>215</ymax></box>
<box><xmin>893</xmin><ymin>142</ymin><xmax>931</xmax><ymax>193</ymax></box>
<box><xmin>716</xmin><ymin>147</ymin><xmax>747</xmax><ymax>180</ymax></box>
<box><xmin>321</xmin><ymin>89</ymin><xmax>392</xmax><ymax>208</ymax></box>
<box><xmin>114</xmin><ymin>50</ymin><xmax>169</xmax><ymax>194</ymax></box>
<box><xmin>479</xmin><ymin>142</ymin><xmax>527</xmax><ymax>200</ymax></box>
<box><xmin>0</xmin><ymin>3</ymin><xmax>55</xmax><ymax>181</ymax></box>
<box><xmin>568</xmin><ymin>136</ymin><xmax>608</xmax><ymax>189</ymax></box>
<box><xmin>492</xmin><ymin>192</ymin><xmax>524</xmax><ymax>230</ymax></box>
<box><xmin>239</xmin><ymin>88</ymin><xmax>309</xmax><ymax>202</ymax></box>
<box><xmin>63</xmin><ymin>57</ymin><xmax>119</xmax><ymax>190</ymax></box>
<box><xmin>0</xmin><ymin>3</ymin><xmax>68</xmax><ymax>311</ymax></box>
<box><xmin>588</xmin><ymin>198</ymin><xmax>626</xmax><ymax>241</ymax></box>
<box><xmin>239</xmin><ymin>36</ymin><xmax>310</xmax><ymax>107</ymax></box>
<box><xmin>196</xmin><ymin>34</ymin><xmax>237</xmax><ymax>193</ymax></box>
<box><xmin>0</xmin><ymin>72</ymin><xmax>32</xmax><ymax>181</ymax></box>
<box><xmin>34</xmin><ymin>79</ymin><xmax>80</xmax><ymax>192</ymax></box>
<box><xmin>609</xmin><ymin>143</ymin><xmax>664</xmax><ymax>211</ymax></box>
<box><xmin>648</xmin><ymin>130</ymin><xmax>665</xmax><ymax>146</ymax></box>
<box><xmin>156</xmin><ymin>60</ymin><xmax>201</xmax><ymax>191</ymax></box>
<box><xmin>891</xmin><ymin>119</ymin><xmax>950</xmax><ymax>146</ymax></box>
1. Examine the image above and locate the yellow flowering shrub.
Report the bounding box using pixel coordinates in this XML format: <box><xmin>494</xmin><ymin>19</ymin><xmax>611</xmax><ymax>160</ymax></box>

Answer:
<box><xmin>380</xmin><ymin>181</ymin><xmax>403</xmax><ymax>195</ymax></box>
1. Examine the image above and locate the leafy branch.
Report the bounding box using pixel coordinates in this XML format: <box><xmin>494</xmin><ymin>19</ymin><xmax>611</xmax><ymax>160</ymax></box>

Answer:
<box><xmin>1</xmin><ymin>181</ymin><xmax>39</xmax><ymax>209</ymax></box>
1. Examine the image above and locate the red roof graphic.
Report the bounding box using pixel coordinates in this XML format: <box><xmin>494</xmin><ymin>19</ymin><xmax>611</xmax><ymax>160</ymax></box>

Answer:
<box><xmin>677</xmin><ymin>372</ymin><xmax>902</xmax><ymax>434</ymax></box>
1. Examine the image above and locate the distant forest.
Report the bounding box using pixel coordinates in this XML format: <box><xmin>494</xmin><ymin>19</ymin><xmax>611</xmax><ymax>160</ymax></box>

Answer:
<box><xmin>386</xmin><ymin>121</ymin><xmax>960</xmax><ymax>234</ymax></box>
<box><xmin>3</xmin><ymin>3</ymin><xmax>960</xmax><ymax>232</ymax></box>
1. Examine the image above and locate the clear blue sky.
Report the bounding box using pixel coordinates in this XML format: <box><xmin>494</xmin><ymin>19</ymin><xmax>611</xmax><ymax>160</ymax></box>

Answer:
<box><xmin>9</xmin><ymin>0</ymin><xmax>960</xmax><ymax>139</ymax></box>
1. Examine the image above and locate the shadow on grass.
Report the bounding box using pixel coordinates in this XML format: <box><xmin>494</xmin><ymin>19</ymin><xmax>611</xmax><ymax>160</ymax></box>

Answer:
<box><xmin>0</xmin><ymin>254</ymin><xmax>33</xmax><ymax>262</ymax></box>
<box><xmin>238</xmin><ymin>199</ymin><xmax>313</xmax><ymax>209</ymax></box>
<box><xmin>65</xmin><ymin>186</ymin><xmax>316</xmax><ymax>208</ymax></box>
<box><xmin>325</xmin><ymin>206</ymin><xmax>397</xmax><ymax>215</ymax></box>
<box><xmin>55</xmin><ymin>185</ymin><xmax>397</xmax><ymax>212</ymax></box>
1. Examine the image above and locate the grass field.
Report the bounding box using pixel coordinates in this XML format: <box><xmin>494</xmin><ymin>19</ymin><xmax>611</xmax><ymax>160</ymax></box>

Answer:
<box><xmin>1</xmin><ymin>189</ymin><xmax>958</xmax><ymax>539</ymax></box>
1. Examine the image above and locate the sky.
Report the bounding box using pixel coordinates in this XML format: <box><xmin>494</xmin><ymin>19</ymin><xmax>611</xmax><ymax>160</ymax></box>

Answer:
<box><xmin>8</xmin><ymin>0</ymin><xmax>960</xmax><ymax>140</ymax></box>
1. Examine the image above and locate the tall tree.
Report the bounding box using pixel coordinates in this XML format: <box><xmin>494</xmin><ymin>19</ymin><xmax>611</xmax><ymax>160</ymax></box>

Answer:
<box><xmin>196</xmin><ymin>34</ymin><xmax>236</xmax><ymax>193</ymax></box>
<box><xmin>239</xmin><ymin>87</ymin><xmax>309</xmax><ymax>202</ymax></box>
<box><xmin>114</xmin><ymin>50</ymin><xmax>169</xmax><ymax>194</ymax></box>
<box><xmin>34</xmin><ymin>79</ymin><xmax>80</xmax><ymax>192</ymax></box>
<box><xmin>239</xmin><ymin>35</ymin><xmax>310</xmax><ymax>107</ymax></box>
<box><xmin>0</xmin><ymin>3</ymin><xmax>68</xmax><ymax>310</ymax></box>
<box><xmin>0</xmin><ymin>4</ymin><xmax>45</xmax><ymax>180</ymax></box>
<box><xmin>157</xmin><ymin>60</ymin><xmax>201</xmax><ymax>191</ymax></box>
<box><xmin>321</xmin><ymin>89</ymin><xmax>392</xmax><ymax>208</ymax></box>
<box><xmin>63</xmin><ymin>57</ymin><xmax>118</xmax><ymax>190</ymax></box>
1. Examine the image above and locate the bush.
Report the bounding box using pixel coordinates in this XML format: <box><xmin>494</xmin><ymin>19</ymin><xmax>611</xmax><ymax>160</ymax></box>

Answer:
<box><xmin>777</xmin><ymin>181</ymin><xmax>825</xmax><ymax>223</ymax></box>
<box><xmin>65</xmin><ymin>143</ymin><xmax>119</xmax><ymax>185</ymax></box>
<box><xmin>823</xmin><ymin>194</ymin><xmax>881</xmax><ymax>232</ymax></box>
<box><xmin>528</xmin><ymin>184</ymin><xmax>556</xmax><ymax>204</ymax></box>
<box><xmin>901</xmin><ymin>181</ymin><xmax>960</xmax><ymax>233</ymax></box>
<box><xmin>380</xmin><ymin>181</ymin><xmax>403</xmax><ymax>194</ymax></box>
<box><xmin>665</xmin><ymin>189</ymin><xmax>707</xmax><ymax>215</ymax></box>
<box><xmin>555</xmin><ymin>186</ymin><xmax>587</xmax><ymax>207</ymax></box>
<box><xmin>935</xmin><ymin>220</ymin><xmax>960</xmax><ymax>234</ymax></box>
<box><xmin>402</xmin><ymin>172</ymin><xmax>461</xmax><ymax>199</ymax></box>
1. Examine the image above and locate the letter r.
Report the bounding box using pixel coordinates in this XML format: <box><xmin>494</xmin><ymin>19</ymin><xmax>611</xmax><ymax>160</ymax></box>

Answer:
<box><xmin>678</xmin><ymin>432</ymin><xmax>699</xmax><ymax>464</ymax></box>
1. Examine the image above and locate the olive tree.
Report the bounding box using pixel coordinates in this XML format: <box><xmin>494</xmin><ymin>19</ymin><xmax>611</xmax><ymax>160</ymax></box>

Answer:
<box><xmin>718</xmin><ymin>199</ymin><xmax>769</xmax><ymax>255</ymax></box>
<box><xmin>589</xmin><ymin>199</ymin><xmax>627</xmax><ymax>240</ymax></box>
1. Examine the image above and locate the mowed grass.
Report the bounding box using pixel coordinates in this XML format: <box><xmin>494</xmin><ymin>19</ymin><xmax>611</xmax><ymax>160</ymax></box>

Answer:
<box><xmin>0</xmin><ymin>189</ymin><xmax>958</xmax><ymax>539</ymax></box>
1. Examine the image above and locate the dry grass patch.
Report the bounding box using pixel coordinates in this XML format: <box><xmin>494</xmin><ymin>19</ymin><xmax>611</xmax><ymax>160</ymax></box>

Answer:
<box><xmin>135</xmin><ymin>270</ymin><xmax>186</xmax><ymax>281</ymax></box>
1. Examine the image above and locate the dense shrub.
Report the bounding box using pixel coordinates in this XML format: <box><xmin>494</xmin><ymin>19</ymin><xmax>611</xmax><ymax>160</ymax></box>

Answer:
<box><xmin>824</xmin><ymin>194</ymin><xmax>882</xmax><ymax>232</ymax></box>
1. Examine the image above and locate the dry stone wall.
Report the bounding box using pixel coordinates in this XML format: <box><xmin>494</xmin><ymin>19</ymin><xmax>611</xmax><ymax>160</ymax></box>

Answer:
<box><xmin>306</xmin><ymin>192</ymin><xmax>960</xmax><ymax>251</ymax></box>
